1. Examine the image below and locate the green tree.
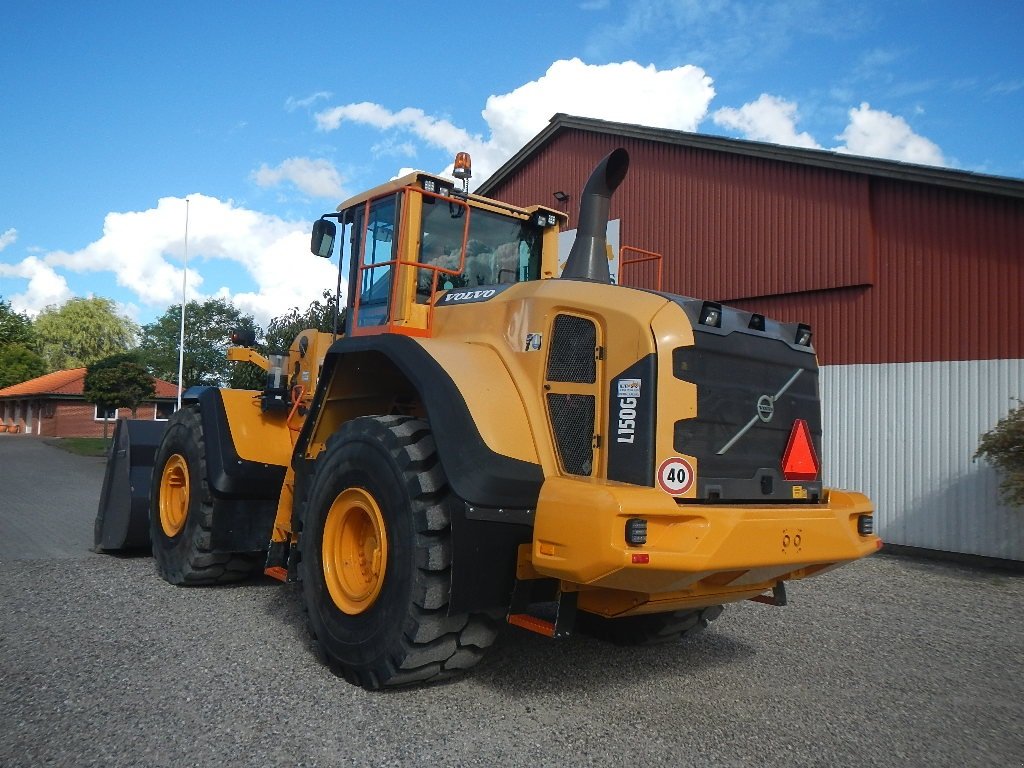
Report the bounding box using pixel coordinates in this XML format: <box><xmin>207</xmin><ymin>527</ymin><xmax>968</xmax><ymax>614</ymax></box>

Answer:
<box><xmin>0</xmin><ymin>298</ymin><xmax>44</xmax><ymax>388</ymax></box>
<box><xmin>0</xmin><ymin>343</ymin><xmax>46</xmax><ymax>389</ymax></box>
<box><xmin>0</xmin><ymin>298</ymin><xmax>34</xmax><ymax>347</ymax></box>
<box><xmin>33</xmin><ymin>297</ymin><xmax>138</xmax><ymax>371</ymax></box>
<box><xmin>83</xmin><ymin>352</ymin><xmax>156</xmax><ymax>439</ymax></box>
<box><xmin>976</xmin><ymin>399</ymin><xmax>1024</xmax><ymax>508</ymax></box>
<box><xmin>265</xmin><ymin>289</ymin><xmax>344</xmax><ymax>353</ymax></box>
<box><xmin>139</xmin><ymin>298</ymin><xmax>262</xmax><ymax>388</ymax></box>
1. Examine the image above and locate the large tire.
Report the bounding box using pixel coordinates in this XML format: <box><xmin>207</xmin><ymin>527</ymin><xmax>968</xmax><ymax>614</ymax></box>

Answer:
<box><xmin>149</xmin><ymin>405</ymin><xmax>262</xmax><ymax>585</ymax></box>
<box><xmin>576</xmin><ymin>605</ymin><xmax>724</xmax><ymax>646</ymax></box>
<box><xmin>298</xmin><ymin>415</ymin><xmax>501</xmax><ymax>690</ymax></box>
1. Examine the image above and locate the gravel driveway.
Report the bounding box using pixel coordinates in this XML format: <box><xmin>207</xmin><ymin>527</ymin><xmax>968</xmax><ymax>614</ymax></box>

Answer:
<box><xmin>1</xmin><ymin>436</ymin><xmax>1021</xmax><ymax>767</ymax></box>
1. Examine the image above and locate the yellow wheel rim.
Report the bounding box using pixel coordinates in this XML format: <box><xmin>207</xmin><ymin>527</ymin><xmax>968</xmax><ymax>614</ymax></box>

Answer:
<box><xmin>322</xmin><ymin>487</ymin><xmax>388</xmax><ymax>614</ymax></box>
<box><xmin>159</xmin><ymin>453</ymin><xmax>190</xmax><ymax>538</ymax></box>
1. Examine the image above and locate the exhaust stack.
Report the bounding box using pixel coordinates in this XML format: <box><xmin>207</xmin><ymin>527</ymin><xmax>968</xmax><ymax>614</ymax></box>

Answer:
<box><xmin>561</xmin><ymin>148</ymin><xmax>630</xmax><ymax>282</ymax></box>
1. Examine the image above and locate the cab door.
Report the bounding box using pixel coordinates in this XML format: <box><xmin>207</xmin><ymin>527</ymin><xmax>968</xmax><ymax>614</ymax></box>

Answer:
<box><xmin>349</xmin><ymin>193</ymin><xmax>401</xmax><ymax>333</ymax></box>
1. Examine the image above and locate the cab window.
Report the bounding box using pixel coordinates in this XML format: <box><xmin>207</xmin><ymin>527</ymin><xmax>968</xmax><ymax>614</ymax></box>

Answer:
<box><xmin>417</xmin><ymin>200</ymin><xmax>542</xmax><ymax>300</ymax></box>
<box><xmin>352</xmin><ymin>194</ymin><xmax>400</xmax><ymax>327</ymax></box>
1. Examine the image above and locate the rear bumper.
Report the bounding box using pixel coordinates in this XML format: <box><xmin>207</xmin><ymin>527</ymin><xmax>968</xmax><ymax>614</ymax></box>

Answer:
<box><xmin>531</xmin><ymin>476</ymin><xmax>879</xmax><ymax>594</ymax></box>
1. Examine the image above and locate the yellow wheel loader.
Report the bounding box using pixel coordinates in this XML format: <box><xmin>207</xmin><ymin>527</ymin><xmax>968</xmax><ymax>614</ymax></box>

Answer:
<box><xmin>95</xmin><ymin>148</ymin><xmax>880</xmax><ymax>689</ymax></box>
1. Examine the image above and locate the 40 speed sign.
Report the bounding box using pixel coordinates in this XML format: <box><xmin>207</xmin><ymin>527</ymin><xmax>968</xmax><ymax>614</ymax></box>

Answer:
<box><xmin>657</xmin><ymin>457</ymin><xmax>695</xmax><ymax>495</ymax></box>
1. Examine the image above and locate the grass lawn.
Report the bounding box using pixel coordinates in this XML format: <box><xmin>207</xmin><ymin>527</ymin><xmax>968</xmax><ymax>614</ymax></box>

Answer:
<box><xmin>45</xmin><ymin>437</ymin><xmax>111</xmax><ymax>458</ymax></box>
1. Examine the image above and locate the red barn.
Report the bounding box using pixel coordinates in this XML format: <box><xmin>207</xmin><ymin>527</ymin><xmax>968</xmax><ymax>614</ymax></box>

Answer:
<box><xmin>478</xmin><ymin>114</ymin><xmax>1024</xmax><ymax>562</ymax></box>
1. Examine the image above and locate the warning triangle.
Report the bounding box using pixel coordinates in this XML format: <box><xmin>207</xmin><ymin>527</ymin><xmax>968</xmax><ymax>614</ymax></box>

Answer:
<box><xmin>782</xmin><ymin>419</ymin><xmax>819</xmax><ymax>481</ymax></box>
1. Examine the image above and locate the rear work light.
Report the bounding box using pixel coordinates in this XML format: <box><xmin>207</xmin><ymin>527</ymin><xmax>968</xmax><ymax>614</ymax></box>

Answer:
<box><xmin>699</xmin><ymin>301</ymin><xmax>722</xmax><ymax>328</ymax></box>
<box><xmin>857</xmin><ymin>514</ymin><xmax>874</xmax><ymax>536</ymax></box>
<box><xmin>782</xmin><ymin>419</ymin><xmax>819</xmax><ymax>481</ymax></box>
<box><xmin>795</xmin><ymin>323</ymin><xmax>813</xmax><ymax>346</ymax></box>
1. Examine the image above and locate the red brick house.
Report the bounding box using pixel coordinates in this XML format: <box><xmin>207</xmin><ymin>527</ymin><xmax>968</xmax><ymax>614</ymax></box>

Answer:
<box><xmin>0</xmin><ymin>368</ymin><xmax>178</xmax><ymax>437</ymax></box>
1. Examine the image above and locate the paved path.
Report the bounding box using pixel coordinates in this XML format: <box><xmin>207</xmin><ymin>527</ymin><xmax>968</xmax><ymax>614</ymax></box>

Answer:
<box><xmin>0</xmin><ymin>435</ymin><xmax>106</xmax><ymax>559</ymax></box>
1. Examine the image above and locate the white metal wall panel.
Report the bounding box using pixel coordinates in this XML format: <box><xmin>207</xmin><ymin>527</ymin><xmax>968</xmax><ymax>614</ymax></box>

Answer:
<box><xmin>821</xmin><ymin>359</ymin><xmax>1024</xmax><ymax>560</ymax></box>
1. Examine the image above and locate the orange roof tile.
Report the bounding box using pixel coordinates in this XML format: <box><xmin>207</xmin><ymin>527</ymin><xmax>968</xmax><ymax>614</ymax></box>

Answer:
<box><xmin>153</xmin><ymin>378</ymin><xmax>179</xmax><ymax>398</ymax></box>
<box><xmin>0</xmin><ymin>367</ymin><xmax>179</xmax><ymax>399</ymax></box>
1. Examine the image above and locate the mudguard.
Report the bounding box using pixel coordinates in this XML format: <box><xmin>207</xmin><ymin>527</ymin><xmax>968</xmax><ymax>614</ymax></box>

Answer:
<box><xmin>297</xmin><ymin>334</ymin><xmax>545</xmax><ymax>510</ymax></box>
<box><xmin>181</xmin><ymin>386</ymin><xmax>287</xmax><ymax>498</ymax></box>
<box><xmin>93</xmin><ymin>418</ymin><xmax>168</xmax><ymax>551</ymax></box>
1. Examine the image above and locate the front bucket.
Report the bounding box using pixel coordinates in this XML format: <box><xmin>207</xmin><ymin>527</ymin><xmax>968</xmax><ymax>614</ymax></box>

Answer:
<box><xmin>93</xmin><ymin>418</ymin><xmax>168</xmax><ymax>552</ymax></box>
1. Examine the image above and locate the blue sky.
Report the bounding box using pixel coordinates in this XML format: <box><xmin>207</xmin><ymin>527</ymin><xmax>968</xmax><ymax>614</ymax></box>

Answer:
<box><xmin>1</xmin><ymin>1</ymin><xmax>1021</xmax><ymax>327</ymax></box>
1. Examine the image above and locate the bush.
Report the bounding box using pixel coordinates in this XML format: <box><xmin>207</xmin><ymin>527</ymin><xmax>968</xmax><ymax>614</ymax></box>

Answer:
<box><xmin>975</xmin><ymin>399</ymin><xmax>1024</xmax><ymax>508</ymax></box>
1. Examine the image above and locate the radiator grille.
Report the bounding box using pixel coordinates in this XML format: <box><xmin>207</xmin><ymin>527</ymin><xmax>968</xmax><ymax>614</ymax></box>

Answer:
<box><xmin>546</xmin><ymin>314</ymin><xmax>596</xmax><ymax>383</ymax></box>
<box><xmin>547</xmin><ymin>394</ymin><xmax>595</xmax><ymax>476</ymax></box>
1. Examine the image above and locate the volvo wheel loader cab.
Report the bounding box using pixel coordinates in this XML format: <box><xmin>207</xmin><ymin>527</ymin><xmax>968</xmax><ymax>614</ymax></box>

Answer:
<box><xmin>95</xmin><ymin>148</ymin><xmax>880</xmax><ymax>690</ymax></box>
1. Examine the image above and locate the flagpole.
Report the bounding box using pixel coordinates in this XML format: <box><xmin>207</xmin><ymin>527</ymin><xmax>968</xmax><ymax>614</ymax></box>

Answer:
<box><xmin>176</xmin><ymin>198</ymin><xmax>190</xmax><ymax>410</ymax></box>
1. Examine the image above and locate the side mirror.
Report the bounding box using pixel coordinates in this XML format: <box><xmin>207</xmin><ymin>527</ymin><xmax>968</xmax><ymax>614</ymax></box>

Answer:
<box><xmin>311</xmin><ymin>218</ymin><xmax>337</xmax><ymax>258</ymax></box>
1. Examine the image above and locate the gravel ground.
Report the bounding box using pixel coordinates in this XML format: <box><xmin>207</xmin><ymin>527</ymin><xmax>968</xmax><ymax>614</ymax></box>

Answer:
<box><xmin>1</xmin><ymin>439</ymin><xmax>1022</xmax><ymax>767</ymax></box>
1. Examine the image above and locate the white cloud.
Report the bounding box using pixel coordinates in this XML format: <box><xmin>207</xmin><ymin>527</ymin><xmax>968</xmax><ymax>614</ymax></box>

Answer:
<box><xmin>856</xmin><ymin>47</ymin><xmax>899</xmax><ymax>75</ymax></box>
<box><xmin>584</xmin><ymin>1</ymin><xmax>865</xmax><ymax>70</ymax></box>
<box><xmin>836</xmin><ymin>103</ymin><xmax>946</xmax><ymax>166</ymax></box>
<box><xmin>0</xmin><ymin>228</ymin><xmax>16</xmax><ymax>251</ymax></box>
<box><xmin>0</xmin><ymin>255</ymin><xmax>73</xmax><ymax>315</ymax></box>
<box><xmin>315</xmin><ymin>102</ymin><xmax>487</xmax><ymax>161</ymax></box>
<box><xmin>371</xmin><ymin>138</ymin><xmax>418</xmax><ymax>159</ymax></box>
<box><xmin>40</xmin><ymin>194</ymin><xmax>340</xmax><ymax>327</ymax></box>
<box><xmin>713</xmin><ymin>94</ymin><xmax>821</xmax><ymax>149</ymax></box>
<box><xmin>251</xmin><ymin>156</ymin><xmax>345</xmax><ymax>199</ymax></box>
<box><xmin>714</xmin><ymin>94</ymin><xmax>947</xmax><ymax>167</ymax></box>
<box><xmin>990</xmin><ymin>79</ymin><xmax>1024</xmax><ymax>95</ymax></box>
<box><xmin>314</xmin><ymin>58</ymin><xmax>715</xmax><ymax>183</ymax></box>
<box><xmin>482</xmin><ymin>58</ymin><xmax>714</xmax><ymax>159</ymax></box>
<box><xmin>286</xmin><ymin>91</ymin><xmax>332</xmax><ymax>111</ymax></box>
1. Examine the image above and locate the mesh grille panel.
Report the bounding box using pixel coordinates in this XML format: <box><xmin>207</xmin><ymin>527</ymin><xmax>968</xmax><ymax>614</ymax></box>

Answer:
<box><xmin>546</xmin><ymin>315</ymin><xmax>596</xmax><ymax>383</ymax></box>
<box><xmin>547</xmin><ymin>394</ymin><xmax>595</xmax><ymax>476</ymax></box>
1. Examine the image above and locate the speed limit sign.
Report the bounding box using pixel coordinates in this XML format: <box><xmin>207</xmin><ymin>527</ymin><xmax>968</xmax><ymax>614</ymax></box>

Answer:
<box><xmin>657</xmin><ymin>457</ymin><xmax>695</xmax><ymax>495</ymax></box>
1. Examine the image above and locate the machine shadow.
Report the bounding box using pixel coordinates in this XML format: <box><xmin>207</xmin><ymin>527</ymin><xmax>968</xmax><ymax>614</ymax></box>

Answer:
<box><xmin>470</xmin><ymin>622</ymin><xmax>758</xmax><ymax>695</ymax></box>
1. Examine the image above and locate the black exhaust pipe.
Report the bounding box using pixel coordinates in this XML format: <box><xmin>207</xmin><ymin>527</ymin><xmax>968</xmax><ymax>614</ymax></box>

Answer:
<box><xmin>561</xmin><ymin>148</ymin><xmax>630</xmax><ymax>282</ymax></box>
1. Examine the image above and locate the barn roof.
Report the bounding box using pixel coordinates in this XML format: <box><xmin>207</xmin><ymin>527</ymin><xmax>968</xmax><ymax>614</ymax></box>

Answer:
<box><xmin>477</xmin><ymin>114</ymin><xmax>1024</xmax><ymax>200</ymax></box>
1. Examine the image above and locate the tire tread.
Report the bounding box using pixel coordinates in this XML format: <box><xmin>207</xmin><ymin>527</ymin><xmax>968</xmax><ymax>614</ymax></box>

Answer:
<box><xmin>299</xmin><ymin>415</ymin><xmax>502</xmax><ymax>689</ymax></box>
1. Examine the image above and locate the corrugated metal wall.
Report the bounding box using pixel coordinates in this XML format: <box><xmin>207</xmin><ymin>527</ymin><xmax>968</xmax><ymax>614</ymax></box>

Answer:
<box><xmin>494</xmin><ymin>133</ymin><xmax>873</xmax><ymax>304</ymax></box>
<box><xmin>733</xmin><ymin>180</ymin><xmax>1024</xmax><ymax>365</ymax></box>
<box><xmin>489</xmin><ymin>130</ymin><xmax>1024</xmax><ymax>367</ymax></box>
<box><xmin>822</xmin><ymin>360</ymin><xmax>1024</xmax><ymax>560</ymax></box>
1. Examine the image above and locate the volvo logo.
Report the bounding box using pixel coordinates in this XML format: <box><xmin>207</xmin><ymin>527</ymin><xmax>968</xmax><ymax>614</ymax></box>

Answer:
<box><xmin>717</xmin><ymin>368</ymin><xmax>804</xmax><ymax>456</ymax></box>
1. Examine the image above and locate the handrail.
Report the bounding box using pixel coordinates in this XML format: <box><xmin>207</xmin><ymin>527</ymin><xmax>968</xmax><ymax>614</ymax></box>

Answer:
<box><xmin>619</xmin><ymin>245</ymin><xmax>663</xmax><ymax>291</ymax></box>
<box><xmin>286</xmin><ymin>384</ymin><xmax>306</xmax><ymax>445</ymax></box>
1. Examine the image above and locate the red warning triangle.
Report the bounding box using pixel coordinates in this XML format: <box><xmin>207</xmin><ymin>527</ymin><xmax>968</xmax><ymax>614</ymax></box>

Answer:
<box><xmin>782</xmin><ymin>419</ymin><xmax>819</xmax><ymax>481</ymax></box>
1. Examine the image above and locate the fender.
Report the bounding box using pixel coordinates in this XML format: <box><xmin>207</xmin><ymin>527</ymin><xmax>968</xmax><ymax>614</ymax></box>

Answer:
<box><xmin>183</xmin><ymin>387</ymin><xmax>287</xmax><ymax>499</ymax></box>
<box><xmin>295</xmin><ymin>335</ymin><xmax>544</xmax><ymax>510</ymax></box>
<box><xmin>180</xmin><ymin>387</ymin><xmax>283</xmax><ymax>552</ymax></box>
